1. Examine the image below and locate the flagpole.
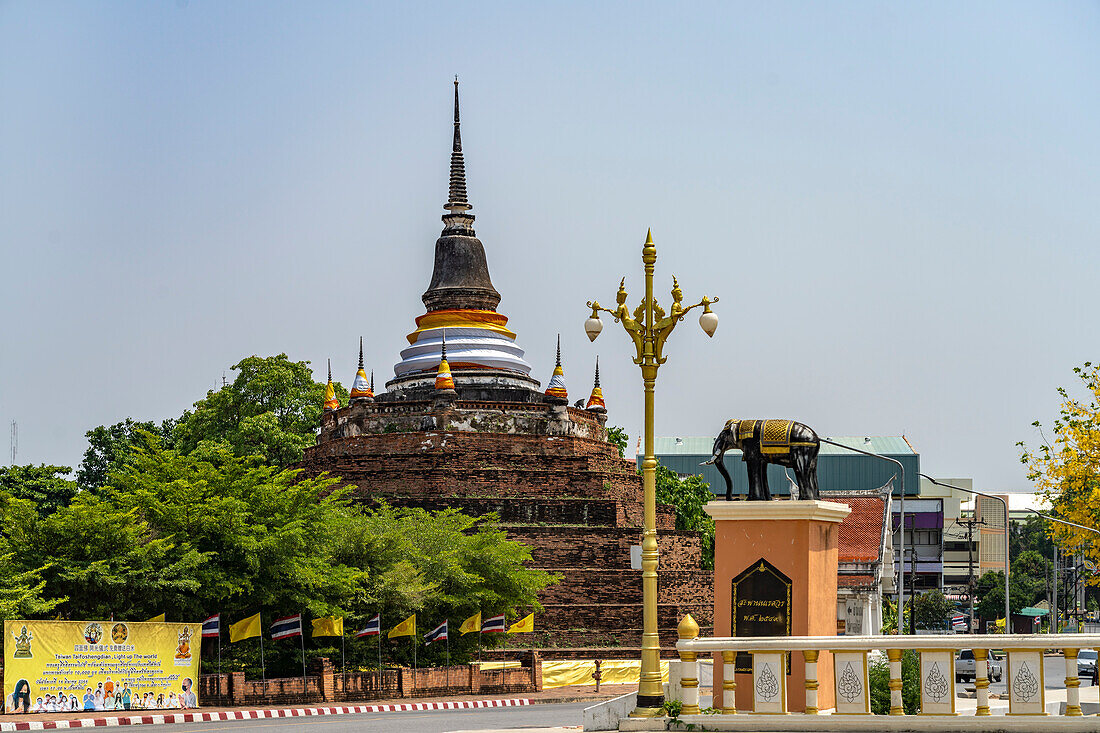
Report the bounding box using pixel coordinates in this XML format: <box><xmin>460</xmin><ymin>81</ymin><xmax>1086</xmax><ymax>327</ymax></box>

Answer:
<box><xmin>341</xmin><ymin>631</ymin><xmax>346</xmax><ymax>699</ymax></box>
<box><xmin>300</xmin><ymin>621</ymin><xmax>306</xmax><ymax>685</ymax></box>
<box><xmin>260</xmin><ymin>633</ymin><xmax>266</xmax><ymax>692</ymax></box>
<box><xmin>217</xmin><ymin>625</ymin><xmax>222</xmax><ymax>702</ymax></box>
<box><xmin>377</xmin><ymin>614</ymin><xmax>383</xmax><ymax>694</ymax></box>
<box><xmin>445</xmin><ymin>627</ymin><xmax>450</xmax><ymax>690</ymax></box>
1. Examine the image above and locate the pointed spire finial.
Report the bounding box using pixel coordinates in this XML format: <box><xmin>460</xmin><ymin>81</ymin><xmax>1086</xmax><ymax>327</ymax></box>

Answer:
<box><xmin>444</xmin><ymin>79</ymin><xmax>471</xmax><ymax>217</ymax></box>
<box><xmin>545</xmin><ymin>334</ymin><xmax>568</xmax><ymax>400</ymax></box>
<box><xmin>370</xmin><ymin>370</ymin><xmax>375</xmax><ymax>392</ymax></box>
<box><xmin>351</xmin><ymin>339</ymin><xmax>374</xmax><ymax>402</ymax></box>
<box><xmin>435</xmin><ymin>328</ymin><xmax>456</xmax><ymax>392</ymax></box>
<box><xmin>586</xmin><ymin>355</ymin><xmax>605</xmax><ymax>412</ymax></box>
<box><xmin>324</xmin><ymin>358</ymin><xmax>339</xmax><ymax>411</ymax></box>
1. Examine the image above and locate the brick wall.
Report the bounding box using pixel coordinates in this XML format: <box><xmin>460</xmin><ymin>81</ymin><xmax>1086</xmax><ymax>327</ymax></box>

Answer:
<box><xmin>198</xmin><ymin>653</ymin><xmax>541</xmax><ymax>707</ymax></box>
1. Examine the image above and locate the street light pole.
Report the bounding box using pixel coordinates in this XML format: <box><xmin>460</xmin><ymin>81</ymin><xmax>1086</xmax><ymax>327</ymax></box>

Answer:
<box><xmin>819</xmin><ymin>439</ymin><xmax>907</xmax><ymax>633</ymax></box>
<box><xmin>585</xmin><ymin>230</ymin><xmax>718</xmax><ymax>718</ymax></box>
<box><xmin>1020</xmin><ymin>508</ymin><xmax>1099</xmax><ymax>634</ymax></box>
<box><xmin>918</xmin><ymin>476</ymin><xmax>1010</xmax><ymax>631</ymax></box>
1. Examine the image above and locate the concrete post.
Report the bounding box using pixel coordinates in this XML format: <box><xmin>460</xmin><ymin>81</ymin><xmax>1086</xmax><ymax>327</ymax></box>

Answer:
<box><xmin>973</xmin><ymin>648</ymin><xmax>990</xmax><ymax>715</ymax></box>
<box><xmin>802</xmin><ymin>650</ymin><xmax>819</xmax><ymax>714</ymax></box>
<box><xmin>887</xmin><ymin>649</ymin><xmax>904</xmax><ymax>715</ymax></box>
<box><xmin>721</xmin><ymin>650</ymin><xmax>737</xmax><ymax>714</ymax></box>
<box><xmin>1064</xmin><ymin>648</ymin><xmax>1082</xmax><ymax>716</ymax></box>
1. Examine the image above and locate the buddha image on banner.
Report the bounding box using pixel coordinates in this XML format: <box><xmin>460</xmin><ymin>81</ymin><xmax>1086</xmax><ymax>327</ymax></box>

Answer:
<box><xmin>4</xmin><ymin>620</ymin><xmax>201</xmax><ymax>714</ymax></box>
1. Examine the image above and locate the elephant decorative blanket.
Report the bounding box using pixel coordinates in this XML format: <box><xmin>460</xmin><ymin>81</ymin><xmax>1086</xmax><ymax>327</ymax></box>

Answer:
<box><xmin>732</xmin><ymin>419</ymin><xmax>809</xmax><ymax>456</ymax></box>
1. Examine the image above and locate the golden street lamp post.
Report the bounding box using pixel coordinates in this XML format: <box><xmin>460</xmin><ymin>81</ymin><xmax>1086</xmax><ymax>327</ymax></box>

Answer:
<box><xmin>585</xmin><ymin>229</ymin><xmax>718</xmax><ymax>717</ymax></box>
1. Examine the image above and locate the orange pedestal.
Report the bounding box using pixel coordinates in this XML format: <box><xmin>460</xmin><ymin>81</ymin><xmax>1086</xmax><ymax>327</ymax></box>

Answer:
<box><xmin>704</xmin><ymin>500</ymin><xmax>850</xmax><ymax>713</ymax></box>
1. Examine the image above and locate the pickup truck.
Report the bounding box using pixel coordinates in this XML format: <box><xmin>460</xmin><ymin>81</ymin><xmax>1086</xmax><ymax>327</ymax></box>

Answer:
<box><xmin>955</xmin><ymin>649</ymin><xmax>1003</xmax><ymax>682</ymax></box>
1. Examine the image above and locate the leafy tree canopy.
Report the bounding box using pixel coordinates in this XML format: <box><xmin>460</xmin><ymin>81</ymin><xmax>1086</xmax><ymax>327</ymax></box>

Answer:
<box><xmin>173</xmin><ymin>354</ymin><xmax>347</xmax><ymax>468</ymax></box>
<box><xmin>0</xmin><ymin>464</ymin><xmax>79</xmax><ymax>517</ymax></box>
<box><xmin>1020</xmin><ymin>362</ymin><xmax>1100</xmax><ymax>581</ymax></box>
<box><xmin>77</xmin><ymin>418</ymin><xmax>176</xmax><ymax>491</ymax></box>
<box><xmin>911</xmin><ymin>589</ymin><xmax>954</xmax><ymax>630</ymax></box>
<box><xmin>654</xmin><ymin>463</ymin><xmax>715</xmax><ymax>569</ymax></box>
<box><xmin>606</xmin><ymin>425</ymin><xmax>629</xmax><ymax>459</ymax></box>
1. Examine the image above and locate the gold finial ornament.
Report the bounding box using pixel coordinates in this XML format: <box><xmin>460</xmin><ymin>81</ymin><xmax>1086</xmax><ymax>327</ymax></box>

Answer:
<box><xmin>583</xmin><ymin>230</ymin><xmax>718</xmax><ymax>718</ymax></box>
<box><xmin>677</xmin><ymin>613</ymin><xmax>700</xmax><ymax>640</ymax></box>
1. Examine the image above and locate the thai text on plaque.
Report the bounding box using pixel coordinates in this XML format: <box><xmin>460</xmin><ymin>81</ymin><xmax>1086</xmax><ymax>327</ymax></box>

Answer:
<box><xmin>731</xmin><ymin>558</ymin><xmax>792</xmax><ymax>673</ymax></box>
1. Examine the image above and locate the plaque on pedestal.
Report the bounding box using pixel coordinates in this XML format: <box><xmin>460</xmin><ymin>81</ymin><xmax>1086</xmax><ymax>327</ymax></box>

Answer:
<box><xmin>731</xmin><ymin>558</ymin><xmax>791</xmax><ymax>673</ymax></box>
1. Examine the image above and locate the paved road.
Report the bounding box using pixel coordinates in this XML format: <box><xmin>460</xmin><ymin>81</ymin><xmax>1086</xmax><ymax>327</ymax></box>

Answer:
<box><xmin>147</xmin><ymin>702</ymin><xmax>588</xmax><ymax>733</ymax></box>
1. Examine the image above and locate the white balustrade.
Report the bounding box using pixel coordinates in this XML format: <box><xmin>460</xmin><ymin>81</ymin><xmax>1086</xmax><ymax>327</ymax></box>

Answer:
<box><xmin>659</xmin><ymin>626</ymin><xmax>1100</xmax><ymax>731</ymax></box>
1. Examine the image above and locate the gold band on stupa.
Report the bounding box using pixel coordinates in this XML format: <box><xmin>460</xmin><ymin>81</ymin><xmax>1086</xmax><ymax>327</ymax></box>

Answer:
<box><xmin>406</xmin><ymin>309</ymin><xmax>516</xmax><ymax>344</ymax></box>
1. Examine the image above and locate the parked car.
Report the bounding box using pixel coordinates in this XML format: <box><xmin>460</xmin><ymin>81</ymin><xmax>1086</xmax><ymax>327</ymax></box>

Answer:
<box><xmin>955</xmin><ymin>649</ymin><xmax>1003</xmax><ymax>682</ymax></box>
<box><xmin>1078</xmin><ymin>649</ymin><xmax>1097</xmax><ymax>678</ymax></box>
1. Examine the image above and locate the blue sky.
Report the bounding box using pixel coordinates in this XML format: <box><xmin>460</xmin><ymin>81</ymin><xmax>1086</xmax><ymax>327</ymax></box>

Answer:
<box><xmin>2</xmin><ymin>2</ymin><xmax>1098</xmax><ymax>491</ymax></box>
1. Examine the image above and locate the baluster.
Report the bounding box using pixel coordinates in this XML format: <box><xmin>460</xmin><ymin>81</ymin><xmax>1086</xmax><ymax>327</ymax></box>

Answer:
<box><xmin>721</xmin><ymin>650</ymin><xmax>736</xmax><ymax>714</ymax></box>
<box><xmin>676</xmin><ymin>615</ymin><xmax>700</xmax><ymax>715</ymax></box>
<box><xmin>802</xmin><ymin>650</ymin><xmax>819</xmax><ymax>714</ymax></box>
<box><xmin>1063</xmin><ymin>648</ymin><xmax>1081</xmax><ymax>717</ymax></box>
<box><xmin>973</xmin><ymin>648</ymin><xmax>990</xmax><ymax>716</ymax></box>
<box><xmin>887</xmin><ymin>649</ymin><xmax>904</xmax><ymax>715</ymax></box>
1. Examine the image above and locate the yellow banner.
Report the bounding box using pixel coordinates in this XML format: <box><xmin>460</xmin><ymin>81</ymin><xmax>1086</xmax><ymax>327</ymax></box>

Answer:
<box><xmin>541</xmin><ymin>659</ymin><xmax>670</xmax><ymax>689</ymax></box>
<box><xmin>4</xmin><ymin>620</ymin><xmax>201</xmax><ymax>714</ymax></box>
<box><xmin>311</xmin><ymin>617</ymin><xmax>343</xmax><ymax>638</ymax></box>
<box><xmin>388</xmin><ymin>614</ymin><xmax>415</xmax><ymax>639</ymax></box>
<box><xmin>507</xmin><ymin>613</ymin><xmax>534</xmax><ymax>633</ymax></box>
<box><xmin>229</xmin><ymin>613</ymin><xmax>261</xmax><ymax>642</ymax></box>
<box><xmin>459</xmin><ymin>612</ymin><xmax>481</xmax><ymax>635</ymax></box>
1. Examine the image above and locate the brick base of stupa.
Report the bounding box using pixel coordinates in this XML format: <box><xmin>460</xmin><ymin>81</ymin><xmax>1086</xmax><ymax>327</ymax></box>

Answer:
<box><xmin>296</xmin><ymin>397</ymin><xmax>713</xmax><ymax>650</ymax></box>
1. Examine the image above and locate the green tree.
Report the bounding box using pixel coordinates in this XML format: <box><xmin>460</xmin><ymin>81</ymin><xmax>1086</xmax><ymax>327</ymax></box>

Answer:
<box><xmin>103</xmin><ymin>441</ymin><xmax>363</xmax><ymax>621</ymax></box>
<box><xmin>77</xmin><ymin>418</ymin><xmax>176</xmax><ymax>491</ymax></box>
<box><xmin>173</xmin><ymin>354</ymin><xmax>347</xmax><ymax>467</ymax></box>
<box><xmin>654</xmin><ymin>463</ymin><xmax>715</xmax><ymax>569</ymax></box>
<box><xmin>606</xmin><ymin>425</ymin><xmax>628</xmax><ymax>459</ymax></box>
<box><xmin>1019</xmin><ymin>363</ymin><xmax>1100</xmax><ymax>576</ymax></box>
<box><xmin>911</xmin><ymin>589</ymin><xmax>954</xmax><ymax>630</ymax></box>
<box><xmin>0</xmin><ymin>464</ymin><xmax>79</xmax><ymax>517</ymax></box>
<box><xmin>1010</xmin><ymin>513</ymin><xmax>1055</xmax><ymax>560</ymax></box>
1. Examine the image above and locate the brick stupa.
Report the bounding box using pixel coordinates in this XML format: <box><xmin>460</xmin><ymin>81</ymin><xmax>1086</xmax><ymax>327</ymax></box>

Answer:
<box><xmin>297</xmin><ymin>81</ymin><xmax>712</xmax><ymax>652</ymax></box>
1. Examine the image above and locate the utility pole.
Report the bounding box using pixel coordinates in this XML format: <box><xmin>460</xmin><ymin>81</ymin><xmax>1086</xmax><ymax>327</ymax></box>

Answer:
<box><xmin>9</xmin><ymin>421</ymin><xmax>16</xmax><ymax>465</ymax></box>
<box><xmin>960</xmin><ymin>516</ymin><xmax>986</xmax><ymax>634</ymax></box>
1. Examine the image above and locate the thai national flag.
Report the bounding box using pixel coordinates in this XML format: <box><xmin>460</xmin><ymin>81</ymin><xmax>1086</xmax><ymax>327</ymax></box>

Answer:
<box><xmin>424</xmin><ymin>620</ymin><xmax>448</xmax><ymax>645</ymax></box>
<box><xmin>951</xmin><ymin>614</ymin><xmax>967</xmax><ymax>629</ymax></box>
<box><xmin>481</xmin><ymin>614</ymin><xmax>506</xmax><ymax>633</ymax></box>
<box><xmin>201</xmin><ymin>614</ymin><xmax>220</xmax><ymax>638</ymax></box>
<box><xmin>356</xmin><ymin>614</ymin><xmax>381</xmax><ymax>638</ymax></box>
<box><xmin>271</xmin><ymin>614</ymin><xmax>303</xmax><ymax>640</ymax></box>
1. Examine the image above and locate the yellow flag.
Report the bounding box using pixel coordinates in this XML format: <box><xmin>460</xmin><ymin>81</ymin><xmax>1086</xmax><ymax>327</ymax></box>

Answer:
<box><xmin>147</xmin><ymin>613</ymin><xmax>165</xmax><ymax>622</ymax></box>
<box><xmin>459</xmin><ymin>612</ymin><xmax>481</xmax><ymax>635</ymax></box>
<box><xmin>230</xmin><ymin>612</ymin><xmax>262</xmax><ymax>642</ymax></box>
<box><xmin>995</xmin><ymin>617</ymin><xmax>1006</xmax><ymax>629</ymax></box>
<box><xmin>388</xmin><ymin>613</ymin><xmax>416</xmax><ymax>639</ymax></box>
<box><xmin>312</xmin><ymin>616</ymin><xmax>344</xmax><ymax>638</ymax></box>
<box><xmin>508</xmin><ymin>613</ymin><xmax>534</xmax><ymax>633</ymax></box>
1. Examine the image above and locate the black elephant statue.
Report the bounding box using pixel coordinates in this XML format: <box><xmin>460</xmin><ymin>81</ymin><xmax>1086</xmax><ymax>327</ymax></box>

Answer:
<box><xmin>703</xmin><ymin>419</ymin><xmax>821</xmax><ymax>501</ymax></box>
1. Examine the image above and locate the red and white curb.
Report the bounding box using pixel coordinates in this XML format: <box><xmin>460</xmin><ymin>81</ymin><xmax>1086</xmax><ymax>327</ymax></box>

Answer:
<box><xmin>0</xmin><ymin>698</ymin><xmax>531</xmax><ymax>730</ymax></box>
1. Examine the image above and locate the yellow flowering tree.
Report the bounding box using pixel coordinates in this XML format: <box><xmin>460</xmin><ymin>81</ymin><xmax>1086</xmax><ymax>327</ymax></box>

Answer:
<box><xmin>1019</xmin><ymin>362</ymin><xmax>1100</xmax><ymax>584</ymax></box>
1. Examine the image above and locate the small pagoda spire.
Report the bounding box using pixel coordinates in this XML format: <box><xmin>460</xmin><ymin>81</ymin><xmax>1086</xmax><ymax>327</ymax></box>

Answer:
<box><xmin>586</xmin><ymin>356</ymin><xmax>606</xmax><ymax>412</ymax></box>
<box><xmin>444</xmin><ymin>77</ymin><xmax>472</xmax><ymax>216</ymax></box>
<box><xmin>323</xmin><ymin>358</ymin><xmax>339</xmax><ymax>411</ymax></box>
<box><xmin>545</xmin><ymin>334</ymin><xmax>568</xmax><ymax>400</ymax></box>
<box><xmin>350</xmin><ymin>336</ymin><xmax>374</xmax><ymax>402</ymax></box>
<box><xmin>435</xmin><ymin>329</ymin><xmax>456</xmax><ymax>392</ymax></box>
<box><xmin>370</xmin><ymin>370</ymin><xmax>375</xmax><ymax>393</ymax></box>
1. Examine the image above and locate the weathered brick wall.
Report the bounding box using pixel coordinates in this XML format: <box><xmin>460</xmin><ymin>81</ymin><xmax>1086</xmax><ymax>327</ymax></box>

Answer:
<box><xmin>295</xmin><ymin>423</ymin><xmax>710</xmax><ymax>648</ymax></box>
<box><xmin>200</xmin><ymin>655</ymin><xmax>540</xmax><ymax>706</ymax></box>
<box><xmin>506</xmin><ymin>527</ymin><xmax>702</xmax><ymax>569</ymax></box>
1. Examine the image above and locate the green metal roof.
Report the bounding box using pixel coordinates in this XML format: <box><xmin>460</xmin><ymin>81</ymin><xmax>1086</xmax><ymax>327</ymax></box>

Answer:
<box><xmin>1017</xmin><ymin>607</ymin><xmax>1049</xmax><ymax>617</ymax></box>
<box><xmin>647</xmin><ymin>435</ymin><xmax>920</xmax><ymax>496</ymax></box>
<box><xmin>654</xmin><ymin>435</ymin><xmax>917</xmax><ymax>456</ymax></box>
